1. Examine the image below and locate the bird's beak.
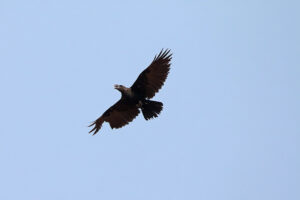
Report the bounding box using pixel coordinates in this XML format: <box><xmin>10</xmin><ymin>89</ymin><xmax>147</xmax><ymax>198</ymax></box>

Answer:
<box><xmin>114</xmin><ymin>84</ymin><xmax>119</xmax><ymax>89</ymax></box>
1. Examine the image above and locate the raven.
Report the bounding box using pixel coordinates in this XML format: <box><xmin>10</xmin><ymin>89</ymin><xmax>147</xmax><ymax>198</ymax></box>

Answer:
<box><xmin>89</xmin><ymin>49</ymin><xmax>172</xmax><ymax>135</ymax></box>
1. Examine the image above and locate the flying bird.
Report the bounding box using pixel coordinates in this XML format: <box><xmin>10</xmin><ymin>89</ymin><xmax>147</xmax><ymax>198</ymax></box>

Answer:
<box><xmin>89</xmin><ymin>49</ymin><xmax>172</xmax><ymax>135</ymax></box>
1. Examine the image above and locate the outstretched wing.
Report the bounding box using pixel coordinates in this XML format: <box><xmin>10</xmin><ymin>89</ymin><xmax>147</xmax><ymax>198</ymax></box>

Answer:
<box><xmin>131</xmin><ymin>49</ymin><xmax>172</xmax><ymax>99</ymax></box>
<box><xmin>89</xmin><ymin>99</ymin><xmax>140</xmax><ymax>135</ymax></box>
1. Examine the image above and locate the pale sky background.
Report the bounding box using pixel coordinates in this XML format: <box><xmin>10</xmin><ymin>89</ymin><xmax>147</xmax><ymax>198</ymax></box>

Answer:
<box><xmin>0</xmin><ymin>0</ymin><xmax>299</xmax><ymax>200</ymax></box>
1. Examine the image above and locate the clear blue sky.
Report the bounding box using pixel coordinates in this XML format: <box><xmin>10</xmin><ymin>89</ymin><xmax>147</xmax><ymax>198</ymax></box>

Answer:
<box><xmin>1</xmin><ymin>0</ymin><xmax>299</xmax><ymax>199</ymax></box>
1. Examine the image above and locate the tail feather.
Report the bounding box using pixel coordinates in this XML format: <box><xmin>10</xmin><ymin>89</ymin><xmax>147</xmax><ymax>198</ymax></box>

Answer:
<box><xmin>141</xmin><ymin>100</ymin><xmax>163</xmax><ymax>120</ymax></box>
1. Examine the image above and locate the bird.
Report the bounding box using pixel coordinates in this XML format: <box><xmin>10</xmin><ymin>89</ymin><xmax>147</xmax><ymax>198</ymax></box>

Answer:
<box><xmin>89</xmin><ymin>49</ymin><xmax>172</xmax><ymax>135</ymax></box>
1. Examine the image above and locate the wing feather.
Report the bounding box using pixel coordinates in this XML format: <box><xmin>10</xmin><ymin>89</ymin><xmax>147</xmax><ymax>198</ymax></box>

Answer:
<box><xmin>89</xmin><ymin>99</ymin><xmax>140</xmax><ymax>135</ymax></box>
<box><xmin>131</xmin><ymin>49</ymin><xmax>172</xmax><ymax>99</ymax></box>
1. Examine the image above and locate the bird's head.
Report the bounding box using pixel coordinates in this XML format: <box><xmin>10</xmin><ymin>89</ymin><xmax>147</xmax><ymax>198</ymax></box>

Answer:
<box><xmin>114</xmin><ymin>84</ymin><xmax>125</xmax><ymax>92</ymax></box>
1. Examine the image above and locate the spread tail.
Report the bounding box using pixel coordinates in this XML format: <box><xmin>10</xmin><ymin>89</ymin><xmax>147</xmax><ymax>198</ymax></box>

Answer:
<box><xmin>141</xmin><ymin>100</ymin><xmax>163</xmax><ymax>120</ymax></box>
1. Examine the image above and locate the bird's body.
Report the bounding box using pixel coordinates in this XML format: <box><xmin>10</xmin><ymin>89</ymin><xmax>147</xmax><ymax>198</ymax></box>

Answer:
<box><xmin>89</xmin><ymin>49</ymin><xmax>172</xmax><ymax>134</ymax></box>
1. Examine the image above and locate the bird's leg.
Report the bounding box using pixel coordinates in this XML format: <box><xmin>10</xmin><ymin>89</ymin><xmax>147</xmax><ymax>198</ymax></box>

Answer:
<box><xmin>137</xmin><ymin>100</ymin><xmax>143</xmax><ymax>108</ymax></box>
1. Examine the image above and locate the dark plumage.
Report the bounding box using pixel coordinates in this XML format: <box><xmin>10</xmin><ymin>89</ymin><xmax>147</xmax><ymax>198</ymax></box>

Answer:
<box><xmin>89</xmin><ymin>49</ymin><xmax>172</xmax><ymax>135</ymax></box>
